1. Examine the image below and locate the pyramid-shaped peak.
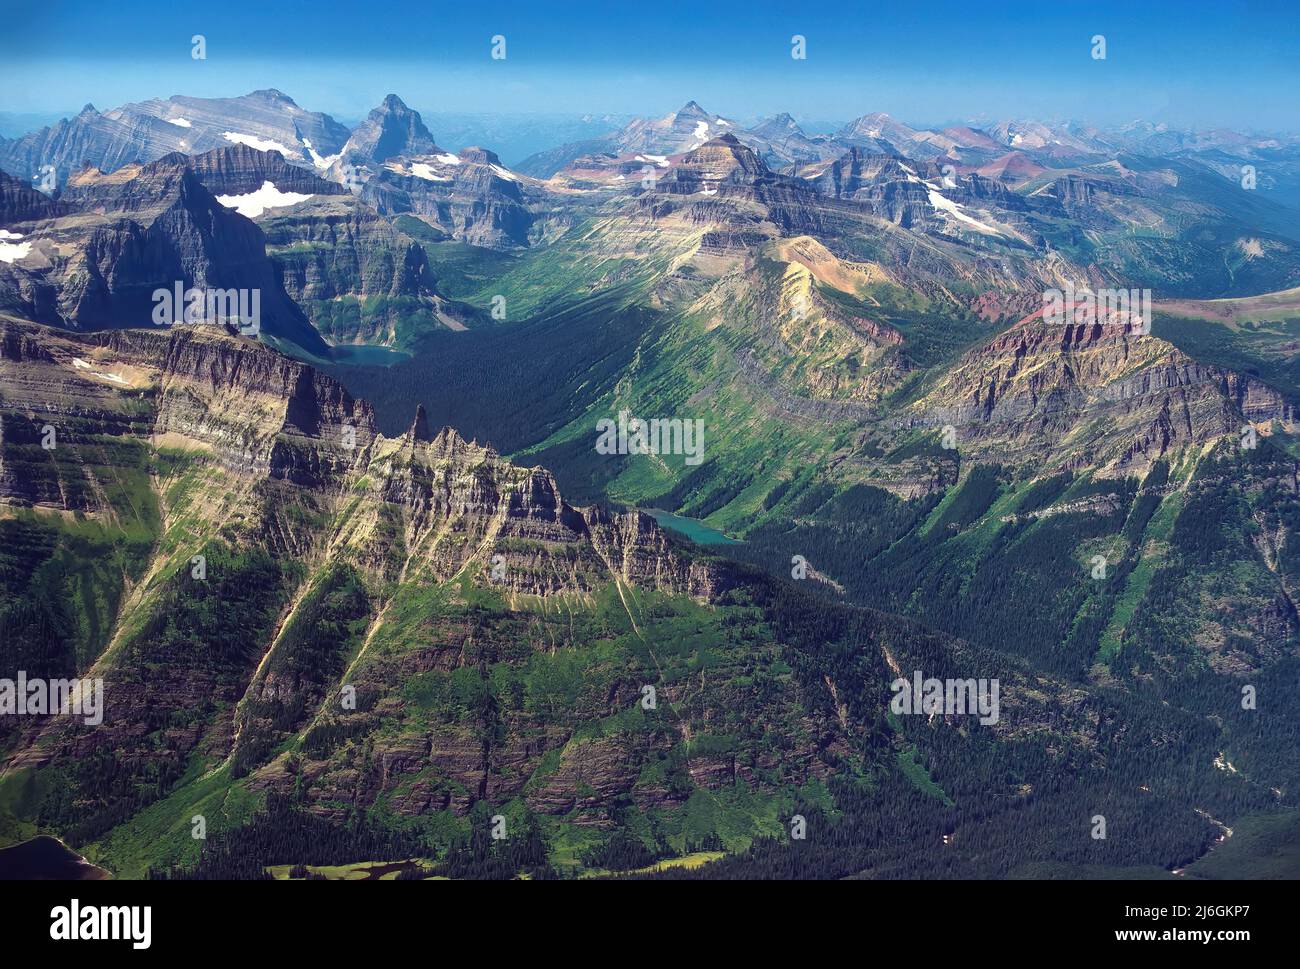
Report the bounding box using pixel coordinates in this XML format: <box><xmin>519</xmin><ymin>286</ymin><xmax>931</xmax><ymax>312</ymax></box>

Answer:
<box><xmin>346</xmin><ymin>95</ymin><xmax>438</xmax><ymax>162</ymax></box>
<box><xmin>674</xmin><ymin>100</ymin><xmax>711</xmax><ymax>119</ymax></box>
<box><xmin>677</xmin><ymin>132</ymin><xmax>767</xmax><ymax>177</ymax></box>
<box><xmin>754</xmin><ymin>112</ymin><xmax>804</xmax><ymax>135</ymax></box>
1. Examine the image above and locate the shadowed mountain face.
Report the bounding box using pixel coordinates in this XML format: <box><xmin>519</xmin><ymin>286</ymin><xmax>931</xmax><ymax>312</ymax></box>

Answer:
<box><xmin>1</xmin><ymin>150</ymin><xmax>328</xmax><ymax>354</ymax></box>
<box><xmin>0</xmin><ymin>170</ymin><xmax>64</xmax><ymax>223</ymax></box>
<box><xmin>337</xmin><ymin>94</ymin><xmax>441</xmax><ymax>168</ymax></box>
<box><xmin>2</xmin><ymin>85</ymin><xmax>1300</xmax><ymax>882</ymax></box>
<box><xmin>184</xmin><ymin>144</ymin><xmax>351</xmax><ymax>198</ymax></box>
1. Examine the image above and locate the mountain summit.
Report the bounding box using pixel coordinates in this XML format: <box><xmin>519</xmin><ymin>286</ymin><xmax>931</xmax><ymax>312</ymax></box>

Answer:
<box><xmin>340</xmin><ymin>94</ymin><xmax>440</xmax><ymax>165</ymax></box>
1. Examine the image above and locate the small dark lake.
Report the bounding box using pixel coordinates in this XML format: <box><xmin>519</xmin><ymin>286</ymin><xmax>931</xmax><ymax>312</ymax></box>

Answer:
<box><xmin>0</xmin><ymin>835</ymin><xmax>111</xmax><ymax>880</ymax></box>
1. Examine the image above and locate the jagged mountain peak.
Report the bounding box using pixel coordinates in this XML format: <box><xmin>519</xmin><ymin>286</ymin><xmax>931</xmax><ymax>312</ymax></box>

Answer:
<box><xmin>0</xmin><ymin>89</ymin><xmax>353</xmax><ymax>189</ymax></box>
<box><xmin>409</xmin><ymin>403</ymin><xmax>432</xmax><ymax>442</ymax></box>
<box><xmin>341</xmin><ymin>95</ymin><xmax>439</xmax><ymax>165</ymax></box>
<box><xmin>757</xmin><ymin>112</ymin><xmax>800</xmax><ymax>131</ymax></box>
<box><xmin>674</xmin><ymin>100</ymin><xmax>710</xmax><ymax>119</ymax></box>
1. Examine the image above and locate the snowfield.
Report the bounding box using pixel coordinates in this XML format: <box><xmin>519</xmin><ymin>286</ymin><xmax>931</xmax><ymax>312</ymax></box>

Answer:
<box><xmin>215</xmin><ymin>180</ymin><xmax>313</xmax><ymax>217</ymax></box>
<box><xmin>926</xmin><ymin>189</ymin><xmax>1004</xmax><ymax>235</ymax></box>
<box><xmin>409</xmin><ymin>163</ymin><xmax>452</xmax><ymax>182</ymax></box>
<box><xmin>0</xmin><ymin>230</ymin><xmax>31</xmax><ymax>263</ymax></box>
<box><xmin>301</xmin><ymin>138</ymin><xmax>341</xmax><ymax>170</ymax></box>
<box><xmin>222</xmin><ymin>131</ymin><xmax>294</xmax><ymax>155</ymax></box>
<box><xmin>72</xmin><ymin>358</ymin><xmax>129</xmax><ymax>384</ymax></box>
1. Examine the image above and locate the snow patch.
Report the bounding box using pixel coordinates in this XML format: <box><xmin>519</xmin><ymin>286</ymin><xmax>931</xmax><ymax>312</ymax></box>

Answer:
<box><xmin>927</xmin><ymin>189</ymin><xmax>1003</xmax><ymax>235</ymax></box>
<box><xmin>216</xmin><ymin>180</ymin><xmax>312</xmax><ymax>218</ymax></box>
<box><xmin>0</xmin><ymin>229</ymin><xmax>24</xmax><ymax>240</ymax></box>
<box><xmin>409</xmin><ymin>163</ymin><xmax>452</xmax><ymax>182</ymax></box>
<box><xmin>0</xmin><ymin>239</ymin><xmax>32</xmax><ymax>263</ymax></box>
<box><xmin>166</xmin><ymin>117</ymin><xmax>193</xmax><ymax>128</ymax></box>
<box><xmin>436</xmin><ymin>152</ymin><xmax>461</xmax><ymax>165</ymax></box>
<box><xmin>222</xmin><ymin>131</ymin><xmax>294</xmax><ymax>155</ymax></box>
<box><xmin>300</xmin><ymin>138</ymin><xmax>340</xmax><ymax>170</ymax></box>
<box><xmin>490</xmin><ymin>165</ymin><xmax>520</xmax><ymax>182</ymax></box>
<box><xmin>71</xmin><ymin>358</ymin><xmax>128</xmax><ymax>385</ymax></box>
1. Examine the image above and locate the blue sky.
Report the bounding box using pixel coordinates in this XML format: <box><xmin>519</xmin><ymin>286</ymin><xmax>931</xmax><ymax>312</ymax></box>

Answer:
<box><xmin>2</xmin><ymin>0</ymin><xmax>1297</xmax><ymax>131</ymax></box>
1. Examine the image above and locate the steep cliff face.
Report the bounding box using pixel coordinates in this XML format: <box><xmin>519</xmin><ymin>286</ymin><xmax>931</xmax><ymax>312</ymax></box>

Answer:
<box><xmin>361</xmin><ymin>146</ymin><xmax>539</xmax><ymax>250</ymax></box>
<box><xmin>636</xmin><ymin>135</ymin><xmax>844</xmax><ymax>246</ymax></box>
<box><xmin>2</xmin><ymin>153</ymin><xmax>329</xmax><ymax>355</ymax></box>
<box><xmin>0</xmin><ymin>314</ymin><xmax>721</xmax><ymax>627</ymax></box>
<box><xmin>910</xmin><ymin>314</ymin><xmax>1299</xmax><ymax>473</ymax></box>
<box><xmin>257</xmin><ymin>196</ymin><xmax>451</xmax><ymax>344</ymax></box>
<box><xmin>0</xmin><ymin>105</ymin><xmax>146</xmax><ymax>187</ymax></box>
<box><xmin>0</xmin><ymin>170</ymin><xmax>63</xmax><ymax>223</ymax></box>
<box><xmin>139</xmin><ymin>145</ymin><xmax>457</xmax><ymax>345</ymax></box>
<box><xmin>184</xmin><ymin>144</ymin><xmax>350</xmax><ymax>197</ymax></box>
<box><xmin>1</xmin><ymin>319</ymin><xmax>744</xmax><ymax>849</ymax></box>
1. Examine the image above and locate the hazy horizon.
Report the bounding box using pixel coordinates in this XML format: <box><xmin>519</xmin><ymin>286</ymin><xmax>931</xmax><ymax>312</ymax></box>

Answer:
<box><xmin>2</xmin><ymin>0</ymin><xmax>1298</xmax><ymax>133</ymax></box>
